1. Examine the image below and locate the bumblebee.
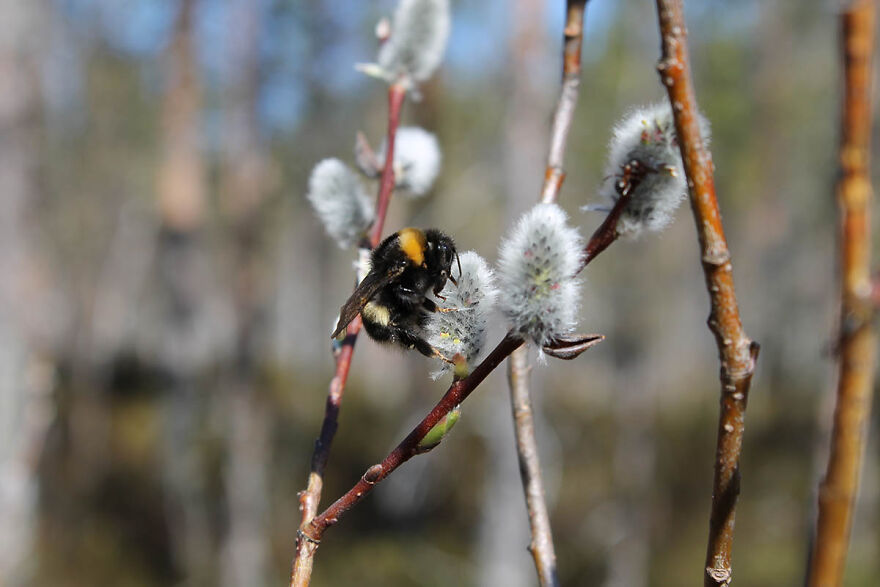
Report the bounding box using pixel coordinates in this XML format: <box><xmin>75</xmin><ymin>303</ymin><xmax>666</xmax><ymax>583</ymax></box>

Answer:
<box><xmin>331</xmin><ymin>228</ymin><xmax>460</xmax><ymax>362</ymax></box>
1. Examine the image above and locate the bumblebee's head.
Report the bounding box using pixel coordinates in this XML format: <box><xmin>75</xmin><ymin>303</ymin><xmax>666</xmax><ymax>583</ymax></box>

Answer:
<box><xmin>425</xmin><ymin>229</ymin><xmax>459</xmax><ymax>286</ymax></box>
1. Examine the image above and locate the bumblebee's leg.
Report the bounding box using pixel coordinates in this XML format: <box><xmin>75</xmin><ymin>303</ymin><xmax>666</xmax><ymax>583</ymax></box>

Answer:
<box><xmin>396</xmin><ymin>328</ymin><xmax>455</xmax><ymax>364</ymax></box>
<box><xmin>367</xmin><ymin>318</ymin><xmax>454</xmax><ymax>364</ymax></box>
<box><xmin>421</xmin><ymin>298</ymin><xmax>461</xmax><ymax>314</ymax></box>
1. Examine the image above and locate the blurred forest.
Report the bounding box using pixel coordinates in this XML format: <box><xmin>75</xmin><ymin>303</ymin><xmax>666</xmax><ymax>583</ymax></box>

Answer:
<box><xmin>0</xmin><ymin>0</ymin><xmax>878</xmax><ymax>586</ymax></box>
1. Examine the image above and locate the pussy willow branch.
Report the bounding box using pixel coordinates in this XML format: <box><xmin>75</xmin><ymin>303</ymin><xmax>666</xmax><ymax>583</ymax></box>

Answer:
<box><xmin>808</xmin><ymin>2</ymin><xmax>876</xmax><ymax>586</ymax></box>
<box><xmin>292</xmin><ymin>82</ymin><xmax>406</xmax><ymax>587</ymax></box>
<box><xmin>294</xmin><ymin>210</ymin><xmax>615</xmax><ymax>554</ymax></box>
<box><xmin>654</xmin><ymin>2</ymin><xmax>759</xmax><ymax>586</ymax></box>
<box><xmin>508</xmin><ymin>348</ymin><xmax>559</xmax><ymax>587</ymax></box>
<box><xmin>540</xmin><ymin>0</ymin><xmax>588</xmax><ymax>205</ymax></box>
<box><xmin>509</xmin><ymin>1</ymin><xmax>588</xmax><ymax>585</ymax></box>
<box><xmin>301</xmin><ymin>332</ymin><xmax>525</xmax><ymax>544</ymax></box>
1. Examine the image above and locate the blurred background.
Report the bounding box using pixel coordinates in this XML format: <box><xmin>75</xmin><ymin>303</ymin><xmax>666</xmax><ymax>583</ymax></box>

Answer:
<box><xmin>1</xmin><ymin>0</ymin><xmax>878</xmax><ymax>585</ymax></box>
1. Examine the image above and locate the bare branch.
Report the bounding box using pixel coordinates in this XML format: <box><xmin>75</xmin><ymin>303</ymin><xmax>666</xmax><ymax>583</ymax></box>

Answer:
<box><xmin>808</xmin><ymin>2</ymin><xmax>876</xmax><ymax>585</ymax></box>
<box><xmin>299</xmin><ymin>332</ymin><xmax>526</xmax><ymax>544</ymax></box>
<box><xmin>292</xmin><ymin>82</ymin><xmax>407</xmax><ymax>587</ymax></box>
<box><xmin>653</xmin><ymin>2</ymin><xmax>759</xmax><ymax>585</ymax></box>
<box><xmin>508</xmin><ymin>347</ymin><xmax>559</xmax><ymax>587</ymax></box>
<box><xmin>508</xmin><ymin>2</ymin><xmax>588</xmax><ymax>583</ymax></box>
<box><xmin>540</xmin><ymin>0</ymin><xmax>588</xmax><ymax>205</ymax></box>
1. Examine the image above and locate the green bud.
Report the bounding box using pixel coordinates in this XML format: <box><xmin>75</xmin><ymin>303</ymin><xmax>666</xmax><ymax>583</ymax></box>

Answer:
<box><xmin>416</xmin><ymin>405</ymin><xmax>461</xmax><ymax>454</ymax></box>
<box><xmin>452</xmin><ymin>353</ymin><xmax>469</xmax><ymax>380</ymax></box>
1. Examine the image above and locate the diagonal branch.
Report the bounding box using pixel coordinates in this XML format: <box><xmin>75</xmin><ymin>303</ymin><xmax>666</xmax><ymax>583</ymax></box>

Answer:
<box><xmin>300</xmin><ymin>332</ymin><xmax>526</xmax><ymax>544</ymax></box>
<box><xmin>292</xmin><ymin>82</ymin><xmax>406</xmax><ymax>587</ymax></box>
<box><xmin>807</xmin><ymin>2</ymin><xmax>876</xmax><ymax>585</ymax></box>
<box><xmin>653</xmin><ymin>2</ymin><xmax>759</xmax><ymax>585</ymax></box>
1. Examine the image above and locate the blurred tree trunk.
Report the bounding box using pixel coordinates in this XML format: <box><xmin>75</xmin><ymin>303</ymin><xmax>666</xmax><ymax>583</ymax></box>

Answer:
<box><xmin>154</xmin><ymin>0</ymin><xmax>219</xmax><ymax>582</ymax></box>
<box><xmin>0</xmin><ymin>0</ymin><xmax>54</xmax><ymax>583</ymax></box>
<box><xmin>219</xmin><ymin>1</ymin><xmax>271</xmax><ymax>585</ymax></box>
<box><xmin>476</xmin><ymin>404</ymin><xmax>534</xmax><ymax>587</ymax></box>
<box><xmin>603</xmin><ymin>365</ymin><xmax>655</xmax><ymax>587</ymax></box>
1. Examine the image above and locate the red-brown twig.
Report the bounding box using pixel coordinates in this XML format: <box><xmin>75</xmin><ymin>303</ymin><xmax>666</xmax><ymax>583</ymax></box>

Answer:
<box><xmin>654</xmin><ymin>2</ymin><xmax>759</xmax><ymax>585</ymax></box>
<box><xmin>300</xmin><ymin>332</ymin><xmax>526</xmax><ymax>543</ymax></box>
<box><xmin>579</xmin><ymin>187</ymin><xmax>630</xmax><ymax>271</ymax></box>
<box><xmin>292</xmin><ymin>82</ymin><xmax>406</xmax><ymax>587</ymax></box>
<box><xmin>508</xmin><ymin>347</ymin><xmax>558</xmax><ymax>587</ymax></box>
<box><xmin>808</xmin><ymin>2</ymin><xmax>876</xmax><ymax>585</ymax></box>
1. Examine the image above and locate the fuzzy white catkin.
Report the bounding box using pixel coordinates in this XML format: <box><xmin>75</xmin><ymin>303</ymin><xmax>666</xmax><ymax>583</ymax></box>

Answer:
<box><xmin>306</xmin><ymin>159</ymin><xmax>375</xmax><ymax>248</ymax></box>
<box><xmin>497</xmin><ymin>203</ymin><xmax>583</xmax><ymax>347</ymax></box>
<box><xmin>378</xmin><ymin>127</ymin><xmax>441</xmax><ymax>197</ymax></box>
<box><xmin>425</xmin><ymin>251</ymin><xmax>498</xmax><ymax>379</ymax></box>
<box><xmin>594</xmin><ymin>102</ymin><xmax>710</xmax><ymax>238</ymax></box>
<box><xmin>377</xmin><ymin>0</ymin><xmax>450</xmax><ymax>84</ymax></box>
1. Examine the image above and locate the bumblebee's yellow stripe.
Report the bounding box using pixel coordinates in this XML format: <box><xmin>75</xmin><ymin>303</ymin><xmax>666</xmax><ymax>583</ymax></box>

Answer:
<box><xmin>363</xmin><ymin>301</ymin><xmax>391</xmax><ymax>326</ymax></box>
<box><xmin>398</xmin><ymin>228</ymin><xmax>426</xmax><ymax>265</ymax></box>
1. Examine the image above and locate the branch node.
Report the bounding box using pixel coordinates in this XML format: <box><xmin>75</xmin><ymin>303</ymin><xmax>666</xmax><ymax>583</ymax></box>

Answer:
<box><xmin>701</xmin><ymin>248</ymin><xmax>731</xmax><ymax>267</ymax></box>
<box><xmin>363</xmin><ymin>464</ymin><xmax>384</xmax><ymax>484</ymax></box>
<box><xmin>705</xmin><ymin>565</ymin><xmax>731</xmax><ymax>586</ymax></box>
<box><xmin>297</xmin><ymin>529</ymin><xmax>321</xmax><ymax>546</ymax></box>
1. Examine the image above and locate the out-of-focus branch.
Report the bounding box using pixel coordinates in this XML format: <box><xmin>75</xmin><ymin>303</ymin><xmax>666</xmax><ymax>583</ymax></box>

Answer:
<box><xmin>653</xmin><ymin>2</ymin><xmax>759</xmax><ymax>585</ymax></box>
<box><xmin>540</xmin><ymin>0</ymin><xmax>588</xmax><ymax>205</ymax></box>
<box><xmin>508</xmin><ymin>347</ymin><xmax>558</xmax><ymax>587</ymax></box>
<box><xmin>808</xmin><ymin>2</ymin><xmax>876</xmax><ymax>586</ymax></box>
<box><xmin>292</xmin><ymin>83</ymin><xmax>406</xmax><ymax>587</ymax></box>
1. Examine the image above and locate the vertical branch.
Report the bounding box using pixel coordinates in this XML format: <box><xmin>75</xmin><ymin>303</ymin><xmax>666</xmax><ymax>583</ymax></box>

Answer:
<box><xmin>370</xmin><ymin>85</ymin><xmax>407</xmax><ymax>247</ymax></box>
<box><xmin>653</xmin><ymin>2</ymin><xmax>759</xmax><ymax>586</ymax></box>
<box><xmin>540</xmin><ymin>0</ymin><xmax>588</xmax><ymax>205</ymax></box>
<box><xmin>292</xmin><ymin>82</ymin><xmax>406</xmax><ymax>587</ymax></box>
<box><xmin>508</xmin><ymin>347</ymin><xmax>559</xmax><ymax>587</ymax></box>
<box><xmin>808</xmin><ymin>2</ymin><xmax>876</xmax><ymax>585</ymax></box>
<box><xmin>506</xmin><ymin>2</ymin><xmax>586</xmax><ymax>584</ymax></box>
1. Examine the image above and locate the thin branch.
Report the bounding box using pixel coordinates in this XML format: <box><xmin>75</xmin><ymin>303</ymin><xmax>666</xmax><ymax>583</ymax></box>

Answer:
<box><xmin>540</xmin><ymin>0</ymin><xmax>588</xmax><ymax>205</ymax></box>
<box><xmin>369</xmin><ymin>85</ymin><xmax>407</xmax><ymax>246</ymax></box>
<box><xmin>506</xmin><ymin>2</ymin><xmax>587</xmax><ymax>584</ymax></box>
<box><xmin>508</xmin><ymin>347</ymin><xmax>559</xmax><ymax>587</ymax></box>
<box><xmin>292</xmin><ymin>82</ymin><xmax>406</xmax><ymax>587</ymax></box>
<box><xmin>653</xmin><ymin>2</ymin><xmax>759</xmax><ymax>586</ymax></box>
<box><xmin>808</xmin><ymin>2</ymin><xmax>876</xmax><ymax>585</ymax></box>
<box><xmin>300</xmin><ymin>332</ymin><xmax>526</xmax><ymax>543</ymax></box>
<box><xmin>579</xmin><ymin>187</ymin><xmax>630</xmax><ymax>271</ymax></box>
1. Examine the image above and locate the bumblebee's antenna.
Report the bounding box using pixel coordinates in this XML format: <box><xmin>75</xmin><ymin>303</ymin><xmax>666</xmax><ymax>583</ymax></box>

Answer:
<box><xmin>455</xmin><ymin>251</ymin><xmax>462</xmax><ymax>280</ymax></box>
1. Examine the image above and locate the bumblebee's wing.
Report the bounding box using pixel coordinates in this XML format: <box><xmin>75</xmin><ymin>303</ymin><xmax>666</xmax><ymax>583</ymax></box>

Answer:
<box><xmin>331</xmin><ymin>267</ymin><xmax>402</xmax><ymax>338</ymax></box>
